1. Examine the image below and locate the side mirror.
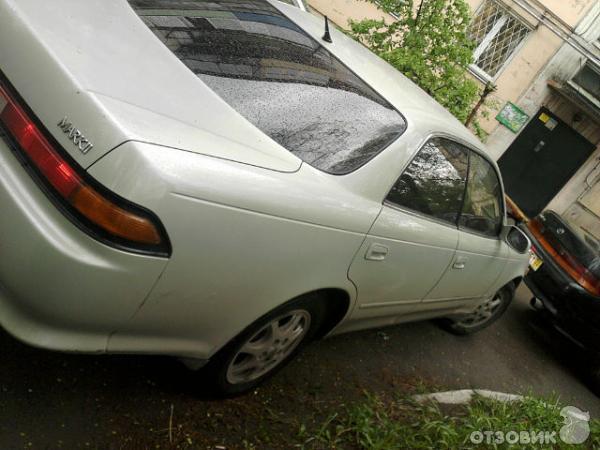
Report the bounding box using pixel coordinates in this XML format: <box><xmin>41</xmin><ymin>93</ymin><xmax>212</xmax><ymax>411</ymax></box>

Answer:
<box><xmin>502</xmin><ymin>225</ymin><xmax>531</xmax><ymax>254</ymax></box>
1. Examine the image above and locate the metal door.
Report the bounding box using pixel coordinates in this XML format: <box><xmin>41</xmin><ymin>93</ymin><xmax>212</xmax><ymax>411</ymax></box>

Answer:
<box><xmin>498</xmin><ymin>108</ymin><xmax>595</xmax><ymax>217</ymax></box>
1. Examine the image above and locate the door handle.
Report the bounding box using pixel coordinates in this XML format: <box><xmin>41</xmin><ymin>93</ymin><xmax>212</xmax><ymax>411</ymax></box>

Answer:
<box><xmin>365</xmin><ymin>243</ymin><xmax>388</xmax><ymax>261</ymax></box>
<box><xmin>452</xmin><ymin>256</ymin><xmax>468</xmax><ymax>270</ymax></box>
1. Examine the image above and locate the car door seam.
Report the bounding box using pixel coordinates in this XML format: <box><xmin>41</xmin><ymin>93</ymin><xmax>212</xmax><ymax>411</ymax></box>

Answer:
<box><xmin>345</xmin><ymin>203</ymin><xmax>385</xmax><ymax>313</ymax></box>
<box><xmin>421</xmin><ymin>226</ymin><xmax>462</xmax><ymax>300</ymax></box>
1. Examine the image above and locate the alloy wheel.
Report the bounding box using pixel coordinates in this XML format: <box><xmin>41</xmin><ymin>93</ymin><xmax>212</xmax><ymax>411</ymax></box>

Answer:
<box><xmin>226</xmin><ymin>310</ymin><xmax>311</xmax><ymax>385</ymax></box>
<box><xmin>455</xmin><ymin>294</ymin><xmax>503</xmax><ymax>328</ymax></box>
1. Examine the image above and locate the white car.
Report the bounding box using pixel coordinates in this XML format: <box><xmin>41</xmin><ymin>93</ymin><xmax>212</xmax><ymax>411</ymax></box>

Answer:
<box><xmin>0</xmin><ymin>0</ymin><xmax>530</xmax><ymax>394</ymax></box>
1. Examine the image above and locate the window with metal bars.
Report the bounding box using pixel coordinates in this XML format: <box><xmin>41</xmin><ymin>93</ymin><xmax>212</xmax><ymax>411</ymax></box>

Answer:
<box><xmin>469</xmin><ymin>0</ymin><xmax>530</xmax><ymax>80</ymax></box>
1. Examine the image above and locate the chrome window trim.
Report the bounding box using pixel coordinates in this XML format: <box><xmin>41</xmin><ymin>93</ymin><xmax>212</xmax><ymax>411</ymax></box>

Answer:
<box><xmin>383</xmin><ymin>200</ymin><xmax>462</xmax><ymax>232</ymax></box>
<box><xmin>459</xmin><ymin>151</ymin><xmax>504</xmax><ymax>241</ymax></box>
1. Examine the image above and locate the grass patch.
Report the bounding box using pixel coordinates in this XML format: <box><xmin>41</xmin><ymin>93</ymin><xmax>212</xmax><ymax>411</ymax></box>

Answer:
<box><xmin>298</xmin><ymin>393</ymin><xmax>600</xmax><ymax>449</ymax></box>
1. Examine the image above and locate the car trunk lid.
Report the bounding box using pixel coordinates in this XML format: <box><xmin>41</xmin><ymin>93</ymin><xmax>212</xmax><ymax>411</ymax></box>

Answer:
<box><xmin>534</xmin><ymin>211</ymin><xmax>600</xmax><ymax>278</ymax></box>
<box><xmin>0</xmin><ymin>0</ymin><xmax>302</xmax><ymax>172</ymax></box>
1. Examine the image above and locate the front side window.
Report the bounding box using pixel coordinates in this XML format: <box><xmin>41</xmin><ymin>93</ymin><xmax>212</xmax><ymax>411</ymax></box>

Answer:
<box><xmin>460</xmin><ymin>152</ymin><xmax>503</xmax><ymax>237</ymax></box>
<box><xmin>386</xmin><ymin>138</ymin><xmax>469</xmax><ymax>225</ymax></box>
<box><xmin>469</xmin><ymin>1</ymin><xmax>530</xmax><ymax>79</ymax></box>
<box><xmin>128</xmin><ymin>0</ymin><xmax>406</xmax><ymax>175</ymax></box>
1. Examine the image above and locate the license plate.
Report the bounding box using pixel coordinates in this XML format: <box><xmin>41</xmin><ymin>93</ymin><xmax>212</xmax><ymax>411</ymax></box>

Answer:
<box><xmin>529</xmin><ymin>252</ymin><xmax>543</xmax><ymax>271</ymax></box>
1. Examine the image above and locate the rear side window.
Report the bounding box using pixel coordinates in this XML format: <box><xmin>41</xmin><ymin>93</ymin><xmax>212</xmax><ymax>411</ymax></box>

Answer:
<box><xmin>460</xmin><ymin>152</ymin><xmax>503</xmax><ymax>237</ymax></box>
<box><xmin>128</xmin><ymin>0</ymin><xmax>407</xmax><ymax>174</ymax></box>
<box><xmin>386</xmin><ymin>138</ymin><xmax>469</xmax><ymax>225</ymax></box>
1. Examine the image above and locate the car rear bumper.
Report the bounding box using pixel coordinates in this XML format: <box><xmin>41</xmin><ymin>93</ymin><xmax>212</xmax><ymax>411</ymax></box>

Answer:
<box><xmin>522</xmin><ymin>228</ymin><xmax>600</xmax><ymax>352</ymax></box>
<box><xmin>0</xmin><ymin>133</ymin><xmax>167</xmax><ymax>353</ymax></box>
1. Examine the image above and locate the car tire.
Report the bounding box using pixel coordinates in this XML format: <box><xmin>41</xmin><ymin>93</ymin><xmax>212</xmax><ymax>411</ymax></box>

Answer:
<box><xmin>439</xmin><ymin>283</ymin><xmax>515</xmax><ymax>335</ymax></box>
<box><xmin>202</xmin><ymin>293</ymin><xmax>326</xmax><ymax>397</ymax></box>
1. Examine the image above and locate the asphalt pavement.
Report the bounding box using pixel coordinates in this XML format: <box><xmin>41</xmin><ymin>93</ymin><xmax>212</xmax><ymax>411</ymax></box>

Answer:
<box><xmin>0</xmin><ymin>285</ymin><xmax>598</xmax><ymax>448</ymax></box>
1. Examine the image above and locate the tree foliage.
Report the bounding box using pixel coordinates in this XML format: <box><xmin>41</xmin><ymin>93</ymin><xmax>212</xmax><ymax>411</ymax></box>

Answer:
<box><xmin>348</xmin><ymin>0</ymin><xmax>480</xmax><ymax>124</ymax></box>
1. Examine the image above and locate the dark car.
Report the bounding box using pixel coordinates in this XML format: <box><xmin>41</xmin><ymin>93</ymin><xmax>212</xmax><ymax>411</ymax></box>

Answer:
<box><xmin>521</xmin><ymin>211</ymin><xmax>600</xmax><ymax>360</ymax></box>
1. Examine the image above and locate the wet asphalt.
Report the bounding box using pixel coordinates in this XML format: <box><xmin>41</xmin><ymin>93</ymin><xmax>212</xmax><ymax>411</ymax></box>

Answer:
<box><xmin>0</xmin><ymin>284</ymin><xmax>598</xmax><ymax>448</ymax></box>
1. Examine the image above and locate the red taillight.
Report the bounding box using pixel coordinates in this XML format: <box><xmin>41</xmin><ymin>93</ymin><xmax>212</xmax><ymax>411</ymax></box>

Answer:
<box><xmin>1</xmin><ymin>95</ymin><xmax>82</xmax><ymax>198</ymax></box>
<box><xmin>528</xmin><ymin>219</ymin><xmax>600</xmax><ymax>296</ymax></box>
<box><xmin>0</xmin><ymin>81</ymin><xmax>170</xmax><ymax>256</ymax></box>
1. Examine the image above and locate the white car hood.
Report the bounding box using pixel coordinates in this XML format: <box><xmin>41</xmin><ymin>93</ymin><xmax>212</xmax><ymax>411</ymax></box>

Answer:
<box><xmin>0</xmin><ymin>0</ymin><xmax>302</xmax><ymax>171</ymax></box>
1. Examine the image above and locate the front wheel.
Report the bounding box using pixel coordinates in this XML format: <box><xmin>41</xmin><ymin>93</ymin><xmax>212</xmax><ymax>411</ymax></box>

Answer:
<box><xmin>440</xmin><ymin>283</ymin><xmax>515</xmax><ymax>335</ymax></box>
<box><xmin>203</xmin><ymin>294</ymin><xmax>325</xmax><ymax>396</ymax></box>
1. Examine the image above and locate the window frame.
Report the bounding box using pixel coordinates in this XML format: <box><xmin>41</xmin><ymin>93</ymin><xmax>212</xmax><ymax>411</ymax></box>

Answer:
<box><xmin>384</xmin><ymin>134</ymin><xmax>506</xmax><ymax>239</ymax></box>
<box><xmin>468</xmin><ymin>0</ymin><xmax>532</xmax><ymax>82</ymax></box>
<box><xmin>458</xmin><ymin>150</ymin><xmax>505</xmax><ymax>240</ymax></box>
<box><xmin>569</xmin><ymin>62</ymin><xmax>600</xmax><ymax>107</ymax></box>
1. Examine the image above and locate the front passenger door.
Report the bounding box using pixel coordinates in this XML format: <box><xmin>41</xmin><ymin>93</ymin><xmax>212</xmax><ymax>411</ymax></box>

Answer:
<box><xmin>427</xmin><ymin>151</ymin><xmax>508</xmax><ymax>301</ymax></box>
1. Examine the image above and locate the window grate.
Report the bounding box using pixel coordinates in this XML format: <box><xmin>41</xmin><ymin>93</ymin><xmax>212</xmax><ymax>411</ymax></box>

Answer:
<box><xmin>469</xmin><ymin>1</ymin><xmax>529</xmax><ymax>79</ymax></box>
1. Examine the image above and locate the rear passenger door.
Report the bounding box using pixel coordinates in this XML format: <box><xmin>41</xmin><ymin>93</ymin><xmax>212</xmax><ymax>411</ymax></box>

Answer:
<box><xmin>426</xmin><ymin>151</ymin><xmax>508</xmax><ymax>301</ymax></box>
<box><xmin>348</xmin><ymin>138</ymin><xmax>468</xmax><ymax>310</ymax></box>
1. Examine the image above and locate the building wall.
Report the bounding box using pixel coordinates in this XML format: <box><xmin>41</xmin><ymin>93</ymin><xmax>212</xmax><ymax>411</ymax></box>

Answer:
<box><xmin>484</xmin><ymin>30</ymin><xmax>599</xmax><ymax>160</ymax></box>
<box><xmin>543</xmin><ymin>94</ymin><xmax>600</xmax><ymax>212</ymax></box>
<box><xmin>539</xmin><ymin>0</ymin><xmax>597</xmax><ymax>27</ymax></box>
<box><xmin>484</xmin><ymin>1</ymin><xmax>600</xmax><ymax>238</ymax></box>
<box><xmin>308</xmin><ymin>0</ymin><xmax>596</xmax><ymax>136</ymax></box>
<box><xmin>475</xmin><ymin>24</ymin><xmax>563</xmax><ymax>136</ymax></box>
<box><xmin>309</xmin><ymin>0</ymin><xmax>595</xmax><ymax>29</ymax></box>
<box><xmin>473</xmin><ymin>0</ymin><xmax>597</xmax><ymax>136</ymax></box>
<box><xmin>308</xmin><ymin>0</ymin><xmax>394</xmax><ymax>26</ymax></box>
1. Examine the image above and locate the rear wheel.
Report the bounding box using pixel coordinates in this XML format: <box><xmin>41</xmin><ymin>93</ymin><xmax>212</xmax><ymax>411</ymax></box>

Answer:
<box><xmin>440</xmin><ymin>283</ymin><xmax>515</xmax><ymax>335</ymax></box>
<box><xmin>204</xmin><ymin>294</ymin><xmax>325</xmax><ymax>396</ymax></box>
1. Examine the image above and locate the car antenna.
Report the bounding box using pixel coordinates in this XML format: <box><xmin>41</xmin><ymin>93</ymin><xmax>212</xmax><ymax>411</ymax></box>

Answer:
<box><xmin>322</xmin><ymin>16</ymin><xmax>333</xmax><ymax>43</ymax></box>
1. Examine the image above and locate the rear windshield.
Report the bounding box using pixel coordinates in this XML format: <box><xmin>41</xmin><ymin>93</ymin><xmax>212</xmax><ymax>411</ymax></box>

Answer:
<box><xmin>128</xmin><ymin>0</ymin><xmax>407</xmax><ymax>174</ymax></box>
